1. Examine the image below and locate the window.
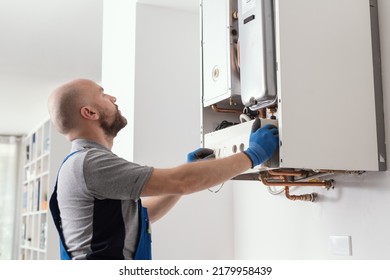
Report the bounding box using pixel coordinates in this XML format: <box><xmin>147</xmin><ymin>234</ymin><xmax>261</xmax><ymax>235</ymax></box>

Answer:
<box><xmin>0</xmin><ymin>136</ymin><xmax>20</xmax><ymax>259</ymax></box>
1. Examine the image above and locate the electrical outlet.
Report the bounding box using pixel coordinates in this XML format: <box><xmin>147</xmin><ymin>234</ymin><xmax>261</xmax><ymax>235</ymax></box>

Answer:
<box><xmin>329</xmin><ymin>236</ymin><xmax>352</xmax><ymax>256</ymax></box>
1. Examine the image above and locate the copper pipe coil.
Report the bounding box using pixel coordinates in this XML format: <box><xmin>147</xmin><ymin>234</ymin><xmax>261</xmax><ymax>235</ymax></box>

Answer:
<box><xmin>211</xmin><ymin>104</ymin><xmax>242</xmax><ymax>114</ymax></box>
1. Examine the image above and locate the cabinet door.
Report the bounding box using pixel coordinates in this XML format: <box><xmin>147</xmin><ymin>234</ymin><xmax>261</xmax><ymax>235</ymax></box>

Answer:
<box><xmin>202</xmin><ymin>0</ymin><xmax>236</xmax><ymax>106</ymax></box>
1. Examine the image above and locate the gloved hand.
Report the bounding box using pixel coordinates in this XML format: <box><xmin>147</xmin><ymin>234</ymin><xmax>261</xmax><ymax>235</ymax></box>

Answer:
<box><xmin>243</xmin><ymin>118</ymin><xmax>279</xmax><ymax>168</ymax></box>
<box><xmin>187</xmin><ymin>148</ymin><xmax>215</xmax><ymax>163</ymax></box>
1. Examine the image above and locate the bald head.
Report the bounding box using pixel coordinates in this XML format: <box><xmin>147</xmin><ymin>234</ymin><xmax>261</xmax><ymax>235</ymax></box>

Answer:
<box><xmin>48</xmin><ymin>79</ymin><xmax>99</xmax><ymax>134</ymax></box>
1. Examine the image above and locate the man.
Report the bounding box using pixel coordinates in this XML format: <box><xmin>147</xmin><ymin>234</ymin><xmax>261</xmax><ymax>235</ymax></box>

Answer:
<box><xmin>48</xmin><ymin>78</ymin><xmax>279</xmax><ymax>260</ymax></box>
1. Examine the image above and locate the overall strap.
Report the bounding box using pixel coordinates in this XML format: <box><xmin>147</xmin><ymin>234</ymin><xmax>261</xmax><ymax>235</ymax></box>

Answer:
<box><xmin>133</xmin><ymin>200</ymin><xmax>152</xmax><ymax>260</ymax></box>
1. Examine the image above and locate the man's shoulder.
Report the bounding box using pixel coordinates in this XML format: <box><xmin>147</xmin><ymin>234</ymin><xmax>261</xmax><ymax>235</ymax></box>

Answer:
<box><xmin>83</xmin><ymin>147</ymin><xmax>127</xmax><ymax>167</ymax></box>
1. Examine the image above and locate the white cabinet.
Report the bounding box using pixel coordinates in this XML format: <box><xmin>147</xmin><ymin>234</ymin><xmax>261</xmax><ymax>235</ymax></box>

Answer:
<box><xmin>19</xmin><ymin>119</ymin><xmax>70</xmax><ymax>260</ymax></box>
<box><xmin>275</xmin><ymin>0</ymin><xmax>385</xmax><ymax>171</ymax></box>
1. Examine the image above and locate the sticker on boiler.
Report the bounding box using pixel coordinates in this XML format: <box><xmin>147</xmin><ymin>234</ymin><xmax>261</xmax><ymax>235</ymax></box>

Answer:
<box><xmin>242</xmin><ymin>0</ymin><xmax>256</xmax><ymax>15</ymax></box>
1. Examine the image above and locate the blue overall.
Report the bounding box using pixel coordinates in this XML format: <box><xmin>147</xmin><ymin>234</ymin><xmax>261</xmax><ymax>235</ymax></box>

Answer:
<box><xmin>49</xmin><ymin>150</ymin><xmax>152</xmax><ymax>260</ymax></box>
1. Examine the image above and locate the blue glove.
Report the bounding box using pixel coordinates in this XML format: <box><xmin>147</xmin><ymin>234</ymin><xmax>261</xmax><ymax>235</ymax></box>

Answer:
<box><xmin>243</xmin><ymin>119</ymin><xmax>279</xmax><ymax>168</ymax></box>
<box><xmin>187</xmin><ymin>148</ymin><xmax>215</xmax><ymax>163</ymax></box>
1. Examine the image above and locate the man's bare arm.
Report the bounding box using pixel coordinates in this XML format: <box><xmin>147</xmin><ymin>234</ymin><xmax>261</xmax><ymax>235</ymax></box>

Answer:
<box><xmin>141</xmin><ymin>152</ymin><xmax>251</xmax><ymax>196</ymax></box>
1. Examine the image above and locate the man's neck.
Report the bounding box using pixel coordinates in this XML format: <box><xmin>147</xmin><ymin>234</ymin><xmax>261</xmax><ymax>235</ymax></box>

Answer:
<box><xmin>68</xmin><ymin>130</ymin><xmax>114</xmax><ymax>150</ymax></box>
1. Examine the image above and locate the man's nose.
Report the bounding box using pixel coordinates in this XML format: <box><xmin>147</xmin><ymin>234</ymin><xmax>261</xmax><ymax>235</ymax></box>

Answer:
<box><xmin>108</xmin><ymin>95</ymin><xmax>117</xmax><ymax>103</ymax></box>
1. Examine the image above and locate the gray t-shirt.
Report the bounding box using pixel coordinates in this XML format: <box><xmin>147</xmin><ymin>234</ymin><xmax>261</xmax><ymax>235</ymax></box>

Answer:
<box><xmin>57</xmin><ymin>139</ymin><xmax>153</xmax><ymax>259</ymax></box>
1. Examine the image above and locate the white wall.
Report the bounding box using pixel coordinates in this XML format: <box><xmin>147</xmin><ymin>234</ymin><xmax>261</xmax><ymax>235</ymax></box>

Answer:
<box><xmin>101</xmin><ymin>0</ymin><xmax>137</xmax><ymax>161</ymax></box>
<box><xmin>233</xmin><ymin>0</ymin><xmax>390</xmax><ymax>260</ymax></box>
<box><xmin>102</xmin><ymin>1</ymin><xmax>234</xmax><ymax>259</ymax></box>
<box><xmin>134</xmin><ymin>4</ymin><xmax>234</xmax><ymax>260</ymax></box>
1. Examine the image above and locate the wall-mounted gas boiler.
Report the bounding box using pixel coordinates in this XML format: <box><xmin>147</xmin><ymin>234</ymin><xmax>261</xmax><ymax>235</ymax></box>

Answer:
<box><xmin>200</xmin><ymin>0</ymin><xmax>386</xmax><ymax>201</ymax></box>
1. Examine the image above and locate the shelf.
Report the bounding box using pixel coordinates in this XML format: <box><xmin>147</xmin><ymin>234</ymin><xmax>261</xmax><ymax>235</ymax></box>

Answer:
<box><xmin>18</xmin><ymin>118</ymin><xmax>71</xmax><ymax>260</ymax></box>
<box><xmin>20</xmin><ymin>245</ymin><xmax>46</xmax><ymax>253</ymax></box>
<box><xmin>21</xmin><ymin>210</ymin><xmax>48</xmax><ymax>217</ymax></box>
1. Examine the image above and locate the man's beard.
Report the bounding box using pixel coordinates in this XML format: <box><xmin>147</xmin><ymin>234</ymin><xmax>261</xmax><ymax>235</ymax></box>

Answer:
<box><xmin>99</xmin><ymin>109</ymin><xmax>127</xmax><ymax>137</ymax></box>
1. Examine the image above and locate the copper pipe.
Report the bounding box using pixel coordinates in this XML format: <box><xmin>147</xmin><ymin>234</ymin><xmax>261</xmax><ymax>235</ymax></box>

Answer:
<box><xmin>259</xmin><ymin>173</ymin><xmax>333</xmax><ymax>188</ymax></box>
<box><xmin>260</xmin><ymin>171</ymin><xmax>334</xmax><ymax>202</ymax></box>
<box><xmin>282</xmin><ymin>175</ymin><xmax>316</xmax><ymax>202</ymax></box>
<box><xmin>266</xmin><ymin>170</ymin><xmax>333</xmax><ymax>187</ymax></box>
<box><xmin>211</xmin><ymin>104</ymin><xmax>242</xmax><ymax>114</ymax></box>
<box><xmin>259</xmin><ymin>108</ymin><xmax>267</xmax><ymax>119</ymax></box>
<box><xmin>284</xmin><ymin>186</ymin><xmax>317</xmax><ymax>202</ymax></box>
<box><xmin>269</xmin><ymin>107</ymin><xmax>277</xmax><ymax>115</ymax></box>
<box><xmin>268</xmin><ymin>169</ymin><xmax>306</xmax><ymax>177</ymax></box>
<box><xmin>267</xmin><ymin>174</ymin><xmax>285</xmax><ymax>180</ymax></box>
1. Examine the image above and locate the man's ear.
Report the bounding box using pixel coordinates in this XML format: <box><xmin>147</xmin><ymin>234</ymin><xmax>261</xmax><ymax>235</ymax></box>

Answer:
<box><xmin>80</xmin><ymin>106</ymin><xmax>99</xmax><ymax>120</ymax></box>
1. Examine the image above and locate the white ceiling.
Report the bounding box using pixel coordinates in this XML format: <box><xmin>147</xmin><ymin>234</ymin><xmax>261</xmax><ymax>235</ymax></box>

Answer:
<box><xmin>0</xmin><ymin>0</ymin><xmax>198</xmax><ymax>136</ymax></box>
<box><xmin>0</xmin><ymin>0</ymin><xmax>103</xmax><ymax>135</ymax></box>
